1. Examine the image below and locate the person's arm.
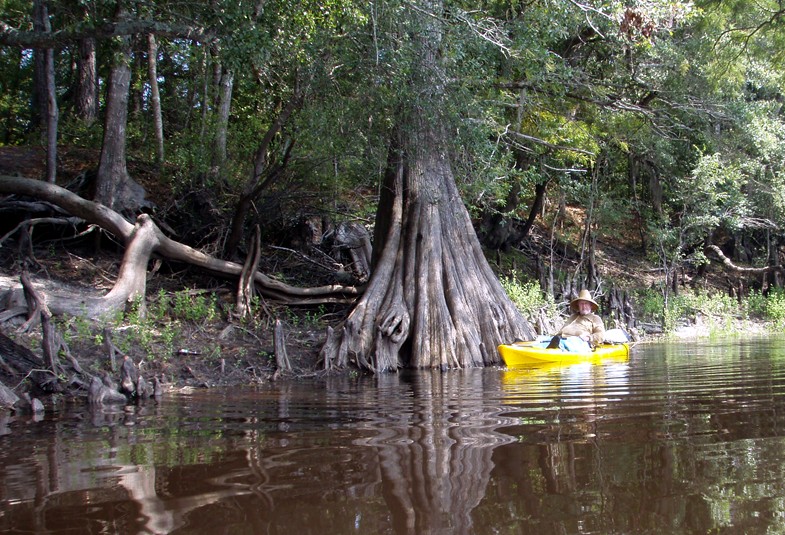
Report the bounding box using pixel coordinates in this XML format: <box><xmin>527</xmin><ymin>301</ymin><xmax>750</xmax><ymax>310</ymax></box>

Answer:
<box><xmin>590</xmin><ymin>315</ymin><xmax>605</xmax><ymax>345</ymax></box>
<box><xmin>556</xmin><ymin>314</ymin><xmax>577</xmax><ymax>336</ymax></box>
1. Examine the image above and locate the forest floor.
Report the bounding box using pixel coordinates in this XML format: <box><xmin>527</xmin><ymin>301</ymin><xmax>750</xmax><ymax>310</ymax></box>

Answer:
<box><xmin>0</xmin><ymin>145</ymin><xmax>759</xmax><ymax>405</ymax></box>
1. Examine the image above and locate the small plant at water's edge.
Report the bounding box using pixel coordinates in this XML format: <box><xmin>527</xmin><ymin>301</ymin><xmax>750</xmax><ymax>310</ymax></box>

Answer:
<box><xmin>500</xmin><ymin>274</ymin><xmax>558</xmax><ymax>325</ymax></box>
<box><xmin>761</xmin><ymin>288</ymin><xmax>785</xmax><ymax>327</ymax></box>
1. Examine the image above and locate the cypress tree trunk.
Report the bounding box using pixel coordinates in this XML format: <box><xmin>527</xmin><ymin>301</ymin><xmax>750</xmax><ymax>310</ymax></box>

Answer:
<box><xmin>33</xmin><ymin>0</ymin><xmax>57</xmax><ymax>183</ymax></box>
<box><xmin>321</xmin><ymin>0</ymin><xmax>534</xmax><ymax>372</ymax></box>
<box><xmin>210</xmin><ymin>66</ymin><xmax>233</xmax><ymax>180</ymax></box>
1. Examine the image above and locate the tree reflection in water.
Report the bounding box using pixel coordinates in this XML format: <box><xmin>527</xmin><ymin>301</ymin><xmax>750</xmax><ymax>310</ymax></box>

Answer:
<box><xmin>8</xmin><ymin>340</ymin><xmax>785</xmax><ymax>534</ymax></box>
<box><xmin>367</xmin><ymin>371</ymin><xmax>516</xmax><ymax>534</ymax></box>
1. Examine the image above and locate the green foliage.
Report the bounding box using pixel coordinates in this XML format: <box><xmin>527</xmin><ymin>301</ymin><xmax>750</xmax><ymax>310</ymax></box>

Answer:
<box><xmin>745</xmin><ymin>288</ymin><xmax>768</xmax><ymax>319</ymax></box>
<box><xmin>7</xmin><ymin>0</ymin><xmax>785</xmax><ymax>345</ymax></box>
<box><xmin>172</xmin><ymin>290</ymin><xmax>219</xmax><ymax>324</ymax></box>
<box><xmin>102</xmin><ymin>290</ymin><xmax>221</xmax><ymax>361</ymax></box>
<box><xmin>635</xmin><ymin>286</ymin><xmax>785</xmax><ymax>334</ymax></box>
<box><xmin>635</xmin><ymin>288</ymin><xmax>665</xmax><ymax>323</ymax></box>
<box><xmin>500</xmin><ymin>275</ymin><xmax>556</xmax><ymax>323</ymax></box>
<box><xmin>761</xmin><ymin>288</ymin><xmax>785</xmax><ymax>324</ymax></box>
<box><xmin>285</xmin><ymin>305</ymin><xmax>327</xmax><ymax>328</ymax></box>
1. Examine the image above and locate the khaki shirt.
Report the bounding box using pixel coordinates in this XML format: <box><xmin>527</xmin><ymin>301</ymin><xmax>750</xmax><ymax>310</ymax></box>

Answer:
<box><xmin>558</xmin><ymin>313</ymin><xmax>605</xmax><ymax>345</ymax></box>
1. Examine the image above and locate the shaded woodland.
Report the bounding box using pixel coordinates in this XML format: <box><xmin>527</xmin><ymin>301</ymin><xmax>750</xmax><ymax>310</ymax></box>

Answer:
<box><xmin>1</xmin><ymin>0</ymin><xmax>785</xmax><ymax>402</ymax></box>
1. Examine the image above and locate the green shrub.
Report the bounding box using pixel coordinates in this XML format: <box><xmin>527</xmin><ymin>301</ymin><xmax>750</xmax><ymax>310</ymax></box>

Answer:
<box><xmin>636</xmin><ymin>288</ymin><xmax>665</xmax><ymax>322</ymax></box>
<box><xmin>500</xmin><ymin>275</ymin><xmax>557</xmax><ymax>323</ymax></box>
<box><xmin>745</xmin><ymin>289</ymin><xmax>767</xmax><ymax>319</ymax></box>
<box><xmin>638</xmin><ymin>287</ymin><xmax>744</xmax><ymax>334</ymax></box>
<box><xmin>172</xmin><ymin>290</ymin><xmax>219</xmax><ymax>323</ymax></box>
<box><xmin>764</xmin><ymin>288</ymin><xmax>785</xmax><ymax>323</ymax></box>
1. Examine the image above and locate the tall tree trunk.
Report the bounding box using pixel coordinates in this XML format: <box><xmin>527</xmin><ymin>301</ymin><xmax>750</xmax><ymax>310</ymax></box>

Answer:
<box><xmin>147</xmin><ymin>33</ymin><xmax>164</xmax><ymax>166</ymax></box>
<box><xmin>95</xmin><ymin>5</ymin><xmax>147</xmax><ymax>214</ymax></box>
<box><xmin>197</xmin><ymin>47</ymin><xmax>210</xmax><ymax>143</ymax></box>
<box><xmin>321</xmin><ymin>0</ymin><xmax>534</xmax><ymax>372</ymax></box>
<box><xmin>33</xmin><ymin>0</ymin><xmax>57</xmax><ymax>183</ymax></box>
<box><xmin>31</xmin><ymin>13</ymin><xmax>45</xmax><ymax>132</ymax></box>
<box><xmin>74</xmin><ymin>0</ymin><xmax>97</xmax><ymax>125</ymax></box>
<box><xmin>75</xmin><ymin>37</ymin><xmax>97</xmax><ymax>124</ymax></box>
<box><xmin>2</xmin><ymin>48</ymin><xmax>23</xmax><ymax>144</ymax></box>
<box><xmin>210</xmin><ymin>66</ymin><xmax>233</xmax><ymax>180</ymax></box>
<box><xmin>520</xmin><ymin>179</ymin><xmax>549</xmax><ymax>239</ymax></box>
<box><xmin>95</xmin><ymin>11</ymin><xmax>131</xmax><ymax>209</ymax></box>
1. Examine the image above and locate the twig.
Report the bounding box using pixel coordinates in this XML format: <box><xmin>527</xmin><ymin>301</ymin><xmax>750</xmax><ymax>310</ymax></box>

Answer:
<box><xmin>13</xmin><ymin>368</ymin><xmax>56</xmax><ymax>390</ymax></box>
<box><xmin>269</xmin><ymin>245</ymin><xmax>341</xmax><ymax>273</ymax></box>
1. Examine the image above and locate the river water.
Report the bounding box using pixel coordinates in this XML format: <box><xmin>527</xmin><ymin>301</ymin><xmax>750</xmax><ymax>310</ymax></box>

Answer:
<box><xmin>2</xmin><ymin>337</ymin><xmax>785</xmax><ymax>534</ymax></box>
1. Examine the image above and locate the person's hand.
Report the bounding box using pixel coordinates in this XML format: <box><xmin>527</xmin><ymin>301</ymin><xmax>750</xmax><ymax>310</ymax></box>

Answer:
<box><xmin>580</xmin><ymin>334</ymin><xmax>590</xmax><ymax>342</ymax></box>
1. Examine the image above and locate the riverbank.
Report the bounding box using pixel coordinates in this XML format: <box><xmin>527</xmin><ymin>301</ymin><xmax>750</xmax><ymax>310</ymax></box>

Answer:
<box><xmin>1</xmin><ymin>267</ymin><xmax>776</xmax><ymax>409</ymax></box>
<box><xmin>0</xmin><ymin>203</ymin><xmax>777</xmax><ymax>407</ymax></box>
<box><xmin>0</xmin><ymin>228</ymin><xmax>773</xmax><ymax>408</ymax></box>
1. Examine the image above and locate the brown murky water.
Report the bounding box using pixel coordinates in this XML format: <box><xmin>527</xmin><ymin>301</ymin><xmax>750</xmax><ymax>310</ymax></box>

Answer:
<box><xmin>3</xmin><ymin>337</ymin><xmax>785</xmax><ymax>534</ymax></box>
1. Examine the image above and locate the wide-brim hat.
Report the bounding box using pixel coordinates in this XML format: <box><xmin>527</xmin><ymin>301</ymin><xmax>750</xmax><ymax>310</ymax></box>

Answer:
<box><xmin>570</xmin><ymin>289</ymin><xmax>599</xmax><ymax>313</ymax></box>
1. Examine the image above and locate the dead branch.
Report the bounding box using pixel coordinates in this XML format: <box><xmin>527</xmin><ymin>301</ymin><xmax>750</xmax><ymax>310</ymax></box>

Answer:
<box><xmin>20</xmin><ymin>270</ymin><xmax>59</xmax><ymax>377</ymax></box>
<box><xmin>707</xmin><ymin>244</ymin><xmax>782</xmax><ymax>274</ymax></box>
<box><xmin>236</xmin><ymin>225</ymin><xmax>262</xmax><ymax>319</ymax></box>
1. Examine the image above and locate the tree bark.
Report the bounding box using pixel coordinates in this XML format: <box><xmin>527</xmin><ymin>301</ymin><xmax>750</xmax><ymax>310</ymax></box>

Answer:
<box><xmin>223</xmin><ymin>90</ymin><xmax>300</xmax><ymax>258</ymax></box>
<box><xmin>273</xmin><ymin>319</ymin><xmax>292</xmax><ymax>376</ymax></box>
<box><xmin>707</xmin><ymin>244</ymin><xmax>784</xmax><ymax>275</ymax></box>
<box><xmin>20</xmin><ymin>270</ymin><xmax>59</xmax><ymax>376</ymax></box>
<box><xmin>95</xmin><ymin>6</ymin><xmax>132</xmax><ymax>210</ymax></box>
<box><xmin>147</xmin><ymin>33</ymin><xmax>165</xmax><ymax>166</ymax></box>
<box><xmin>33</xmin><ymin>0</ymin><xmax>57</xmax><ymax>183</ymax></box>
<box><xmin>236</xmin><ymin>226</ymin><xmax>262</xmax><ymax>319</ymax></box>
<box><xmin>75</xmin><ymin>37</ymin><xmax>97</xmax><ymax>124</ymax></box>
<box><xmin>95</xmin><ymin>5</ymin><xmax>148</xmax><ymax>215</ymax></box>
<box><xmin>210</xmin><ymin>66</ymin><xmax>233</xmax><ymax>179</ymax></box>
<box><xmin>74</xmin><ymin>0</ymin><xmax>97</xmax><ymax>125</ymax></box>
<box><xmin>0</xmin><ymin>331</ymin><xmax>54</xmax><ymax>395</ymax></box>
<box><xmin>320</xmin><ymin>1</ymin><xmax>534</xmax><ymax>372</ymax></box>
<box><xmin>43</xmin><ymin>36</ymin><xmax>57</xmax><ymax>183</ymax></box>
<box><xmin>520</xmin><ymin>179</ymin><xmax>549</xmax><ymax>240</ymax></box>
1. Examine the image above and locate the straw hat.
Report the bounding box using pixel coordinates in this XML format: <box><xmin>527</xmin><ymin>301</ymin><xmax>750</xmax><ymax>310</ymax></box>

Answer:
<box><xmin>570</xmin><ymin>289</ymin><xmax>599</xmax><ymax>313</ymax></box>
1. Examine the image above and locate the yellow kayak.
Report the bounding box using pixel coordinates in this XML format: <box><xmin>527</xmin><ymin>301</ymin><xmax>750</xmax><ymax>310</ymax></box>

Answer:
<box><xmin>498</xmin><ymin>341</ymin><xmax>630</xmax><ymax>367</ymax></box>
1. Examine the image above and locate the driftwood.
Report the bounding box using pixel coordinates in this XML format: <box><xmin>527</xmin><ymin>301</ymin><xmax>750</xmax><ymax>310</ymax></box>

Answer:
<box><xmin>20</xmin><ymin>271</ymin><xmax>59</xmax><ymax>377</ymax></box>
<box><xmin>273</xmin><ymin>319</ymin><xmax>292</xmax><ymax>378</ymax></box>
<box><xmin>607</xmin><ymin>286</ymin><xmax>636</xmax><ymax>331</ymax></box>
<box><xmin>0</xmin><ymin>331</ymin><xmax>57</xmax><ymax>393</ymax></box>
<box><xmin>334</xmin><ymin>221</ymin><xmax>372</xmax><ymax>283</ymax></box>
<box><xmin>88</xmin><ymin>375</ymin><xmax>126</xmax><ymax>404</ymax></box>
<box><xmin>0</xmin><ymin>382</ymin><xmax>19</xmax><ymax>409</ymax></box>
<box><xmin>0</xmin><ymin>320</ymin><xmax>154</xmax><ymax>408</ymax></box>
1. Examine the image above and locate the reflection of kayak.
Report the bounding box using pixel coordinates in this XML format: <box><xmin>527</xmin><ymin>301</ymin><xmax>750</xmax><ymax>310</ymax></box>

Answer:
<box><xmin>500</xmin><ymin>355</ymin><xmax>630</xmax><ymax>397</ymax></box>
<box><xmin>498</xmin><ymin>341</ymin><xmax>630</xmax><ymax>367</ymax></box>
<box><xmin>502</xmin><ymin>354</ymin><xmax>629</xmax><ymax>379</ymax></box>
<box><xmin>501</xmin><ymin>356</ymin><xmax>628</xmax><ymax>383</ymax></box>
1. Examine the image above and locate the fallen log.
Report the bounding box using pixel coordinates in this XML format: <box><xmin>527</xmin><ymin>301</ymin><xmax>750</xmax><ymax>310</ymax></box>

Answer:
<box><xmin>707</xmin><ymin>244</ymin><xmax>783</xmax><ymax>275</ymax></box>
<box><xmin>0</xmin><ymin>175</ymin><xmax>362</xmax><ymax>309</ymax></box>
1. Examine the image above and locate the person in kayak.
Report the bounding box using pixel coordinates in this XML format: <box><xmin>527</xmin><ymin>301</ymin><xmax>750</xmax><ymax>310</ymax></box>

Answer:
<box><xmin>546</xmin><ymin>289</ymin><xmax>605</xmax><ymax>351</ymax></box>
